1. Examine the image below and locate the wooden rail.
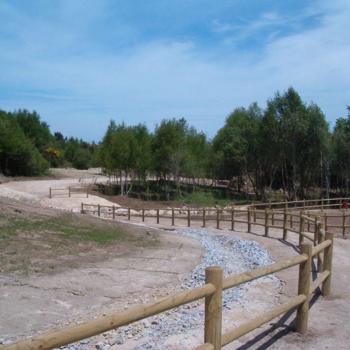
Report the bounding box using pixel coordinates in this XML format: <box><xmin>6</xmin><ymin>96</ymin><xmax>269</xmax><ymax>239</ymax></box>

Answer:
<box><xmin>1</xmin><ymin>228</ymin><xmax>334</xmax><ymax>350</ymax></box>
<box><xmin>49</xmin><ymin>186</ymin><xmax>89</xmax><ymax>198</ymax></box>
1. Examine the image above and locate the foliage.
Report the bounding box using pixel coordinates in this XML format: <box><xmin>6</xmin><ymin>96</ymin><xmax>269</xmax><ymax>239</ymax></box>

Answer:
<box><xmin>0</xmin><ymin>110</ymin><xmax>49</xmax><ymax>176</ymax></box>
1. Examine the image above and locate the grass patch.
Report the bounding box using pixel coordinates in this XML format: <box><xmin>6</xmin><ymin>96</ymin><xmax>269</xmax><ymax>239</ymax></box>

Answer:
<box><xmin>0</xmin><ymin>215</ymin><xmax>126</xmax><ymax>244</ymax></box>
<box><xmin>180</xmin><ymin>191</ymin><xmax>232</xmax><ymax>207</ymax></box>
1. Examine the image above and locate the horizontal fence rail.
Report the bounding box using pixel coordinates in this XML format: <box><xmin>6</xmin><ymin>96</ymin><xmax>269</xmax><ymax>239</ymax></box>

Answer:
<box><xmin>4</xmin><ymin>198</ymin><xmax>338</xmax><ymax>350</ymax></box>
<box><xmin>49</xmin><ymin>186</ymin><xmax>89</xmax><ymax>198</ymax></box>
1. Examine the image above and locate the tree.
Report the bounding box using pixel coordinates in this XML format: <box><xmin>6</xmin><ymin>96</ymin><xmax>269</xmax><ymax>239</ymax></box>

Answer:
<box><xmin>152</xmin><ymin>118</ymin><xmax>188</xmax><ymax>181</ymax></box>
<box><xmin>0</xmin><ymin>110</ymin><xmax>49</xmax><ymax>176</ymax></box>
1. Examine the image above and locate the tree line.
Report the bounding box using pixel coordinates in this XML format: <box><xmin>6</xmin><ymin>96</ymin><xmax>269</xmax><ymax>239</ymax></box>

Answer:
<box><xmin>97</xmin><ymin>88</ymin><xmax>350</xmax><ymax>200</ymax></box>
<box><xmin>0</xmin><ymin>109</ymin><xmax>98</xmax><ymax>176</ymax></box>
<box><xmin>1</xmin><ymin>87</ymin><xmax>350</xmax><ymax>200</ymax></box>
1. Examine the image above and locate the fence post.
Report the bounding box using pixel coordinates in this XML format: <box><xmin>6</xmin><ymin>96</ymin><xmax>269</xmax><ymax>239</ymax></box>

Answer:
<box><xmin>231</xmin><ymin>209</ymin><xmax>235</xmax><ymax>231</ymax></box>
<box><xmin>128</xmin><ymin>208</ymin><xmax>131</xmax><ymax>221</ymax></box>
<box><xmin>142</xmin><ymin>208</ymin><xmax>145</xmax><ymax>222</ymax></box>
<box><xmin>322</xmin><ymin>231</ymin><xmax>334</xmax><ymax>296</ymax></box>
<box><xmin>342</xmin><ymin>211</ymin><xmax>345</xmax><ymax>238</ymax></box>
<box><xmin>313</xmin><ymin>218</ymin><xmax>318</xmax><ymax>246</ymax></box>
<box><xmin>247</xmin><ymin>208</ymin><xmax>251</xmax><ymax>233</ymax></box>
<box><xmin>203</xmin><ymin>209</ymin><xmax>206</xmax><ymax>228</ymax></box>
<box><xmin>187</xmin><ymin>209</ymin><xmax>191</xmax><ymax>227</ymax></box>
<box><xmin>296</xmin><ymin>243</ymin><xmax>312</xmax><ymax>333</ymax></box>
<box><xmin>205</xmin><ymin>266</ymin><xmax>223</xmax><ymax>350</ymax></box>
<box><xmin>81</xmin><ymin>203</ymin><xmax>84</xmax><ymax>214</ymax></box>
<box><xmin>49</xmin><ymin>187</ymin><xmax>52</xmax><ymax>198</ymax></box>
<box><xmin>264</xmin><ymin>209</ymin><xmax>269</xmax><ymax>237</ymax></box>
<box><xmin>68</xmin><ymin>186</ymin><xmax>71</xmax><ymax>198</ymax></box>
<box><xmin>156</xmin><ymin>209</ymin><xmax>159</xmax><ymax>224</ymax></box>
<box><xmin>113</xmin><ymin>205</ymin><xmax>115</xmax><ymax>220</ymax></box>
<box><xmin>253</xmin><ymin>206</ymin><xmax>257</xmax><ymax>223</ymax></box>
<box><xmin>317</xmin><ymin>222</ymin><xmax>324</xmax><ymax>272</ymax></box>
<box><xmin>172</xmin><ymin>209</ymin><xmax>175</xmax><ymax>226</ymax></box>
<box><xmin>271</xmin><ymin>209</ymin><xmax>275</xmax><ymax>226</ymax></box>
<box><xmin>98</xmin><ymin>204</ymin><xmax>100</xmax><ymax>217</ymax></box>
<box><xmin>86</xmin><ymin>188</ymin><xmax>89</xmax><ymax>198</ymax></box>
<box><xmin>283</xmin><ymin>209</ymin><xmax>288</xmax><ymax>240</ymax></box>
<box><xmin>216</xmin><ymin>209</ymin><xmax>220</xmax><ymax>230</ymax></box>
<box><xmin>299</xmin><ymin>213</ymin><xmax>305</xmax><ymax>247</ymax></box>
<box><xmin>321</xmin><ymin>198</ymin><xmax>324</xmax><ymax>212</ymax></box>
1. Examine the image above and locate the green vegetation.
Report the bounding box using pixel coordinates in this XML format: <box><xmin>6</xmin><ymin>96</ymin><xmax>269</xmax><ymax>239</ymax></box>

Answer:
<box><xmin>0</xmin><ymin>109</ymin><xmax>98</xmax><ymax>176</ymax></box>
<box><xmin>180</xmin><ymin>191</ymin><xmax>231</xmax><ymax>207</ymax></box>
<box><xmin>0</xmin><ymin>215</ymin><xmax>126</xmax><ymax>244</ymax></box>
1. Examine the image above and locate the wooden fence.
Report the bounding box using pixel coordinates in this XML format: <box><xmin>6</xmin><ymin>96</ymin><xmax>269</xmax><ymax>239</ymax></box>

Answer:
<box><xmin>81</xmin><ymin>197</ymin><xmax>350</xmax><ymax>238</ymax></box>
<box><xmin>1</xmin><ymin>213</ymin><xmax>333</xmax><ymax>350</ymax></box>
<box><xmin>1</xmin><ymin>199</ymin><xmax>336</xmax><ymax>350</ymax></box>
<box><xmin>49</xmin><ymin>186</ymin><xmax>89</xmax><ymax>199</ymax></box>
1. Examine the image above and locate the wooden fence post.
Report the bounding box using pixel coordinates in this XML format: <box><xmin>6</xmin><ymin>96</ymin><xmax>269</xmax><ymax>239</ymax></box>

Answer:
<box><xmin>216</xmin><ymin>209</ymin><xmax>220</xmax><ymax>230</ymax></box>
<box><xmin>247</xmin><ymin>208</ymin><xmax>251</xmax><ymax>233</ymax></box>
<box><xmin>283</xmin><ymin>209</ymin><xmax>288</xmax><ymax>240</ymax></box>
<box><xmin>317</xmin><ymin>222</ymin><xmax>324</xmax><ymax>272</ymax></box>
<box><xmin>321</xmin><ymin>198</ymin><xmax>324</xmax><ymax>212</ymax></box>
<box><xmin>203</xmin><ymin>209</ymin><xmax>206</xmax><ymax>228</ymax></box>
<box><xmin>264</xmin><ymin>209</ymin><xmax>269</xmax><ymax>237</ymax></box>
<box><xmin>81</xmin><ymin>203</ymin><xmax>84</xmax><ymax>214</ymax></box>
<box><xmin>271</xmin><ymin>210</ymin><xmax>275</xmax><ymax>226</ymax></box>
<box><xmin>86</xmin><ymin>188</ymin><xmax>89</xmax><ymax>198</ymax></box>
<box><xmin>156</xmin><ymin>209</ymin><xmax>159</xmax><ymax>224</ymax></box>
<box><xmin>231</xmin><ymin>209</ymin><xmax>235</xmax><ymax>231</ymax></box>
<box><xmin>342</xmin><ymin>211</ymin><xmax>346</xmax><ymax>238</ymax></box>
<box><xmin>128</xmin><ymin>208</ymin><xmax>131</xmax><ymax>221</ymax></box>
<box><xmin>112</xmin><ymin>205</ymin><xmax>115</xmax><ymax>220</ymax></box>
<box><xmin>253</xmin><ymin>206</ymin><xmax>256</xmax><ymax>223</ymax></box>
<box><xmin>313</xmin><ymin>218</ymin><xmax>318</xmax><ymax>246</ymax></box>
<box><xmin>299</xmin><ymin>213</ymin><xmax>305</xmax><ymax>247</ymax></box>
<box><xmin>205</xmin><ymin>266</ymin><xmax>223</xmax><ymax>350</ymax></box>
<box><xmin>322</xmin><ymin>231</ymin><xmax>334</xmax><ymax>296</ymax></box>
<box><xmin>187</xmin><ymin>209</ymin><xmax>191</xmax><ymax>227</ymax></box>
<box><xmin>296</xmin><ymin>244</ymin><xmax>312</xmax><ymax>333</ymax></box>
<box><xmin>172</xmin><ymin>209</ymin><xmax>175</xmax><ymax>226</ymax></box>
<box><xmin>142</xmin><ymin>208</ymin><xmax>145</xmax><ymax>222</ymax></box>
<box><xmin>68</xmin><ymin>186</ymin><xmax>71</xmax><ymax>198</ymax></box>
<box><xmin>324</xmin><ymin>215</ymin><xmax>328</xmax><ymax>233</ymax></box>
<box><xmin>98</xmin><ymin>204</ymin><xmax>100</xmax><ymax>217</ymax></box>
<box><xmin>49</xmin><ymin>187</ymin><xmax>52</xmax><ymax>198</ymax></box>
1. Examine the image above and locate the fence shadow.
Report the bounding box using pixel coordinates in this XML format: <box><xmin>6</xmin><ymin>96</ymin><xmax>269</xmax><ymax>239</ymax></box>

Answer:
<box><xmin>235</xmin><ymin>291</ymin><xmax>322</xmax><ymax>350</ymax></box>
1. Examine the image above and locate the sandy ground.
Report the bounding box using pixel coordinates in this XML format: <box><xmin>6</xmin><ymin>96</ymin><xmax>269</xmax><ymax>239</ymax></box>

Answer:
<box><xmin>0</xmin><ymin>169</ymin><xmax>349</xmax><ymax>349</ymax></box>
<box><xmin>0</xmin><ymin>168</ymin><xmax>116</xmax><ymax>212</ymax></box>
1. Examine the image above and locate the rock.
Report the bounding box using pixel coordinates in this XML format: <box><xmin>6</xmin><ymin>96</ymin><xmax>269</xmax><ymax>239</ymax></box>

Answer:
<box><xmin>96</xmin><ymin>341</ymin><xmax>109</xmax><ymax>350</ymax></box>
<box><xmin>142</xmin><ymin>320</ymin><xmax>150</xmax><ymax>328</ymax></box>
<box><xmin>111</xmin><ymin>335</ymin><xmax>124</xmax><ymax>345</ymax></box>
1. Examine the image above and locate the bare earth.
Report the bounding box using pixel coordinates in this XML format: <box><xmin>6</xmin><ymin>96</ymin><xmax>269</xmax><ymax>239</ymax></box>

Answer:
<box><xmin>0</xmin><ymin>169</ymin><xmax>349</xmax><ymax>349</ymax></box>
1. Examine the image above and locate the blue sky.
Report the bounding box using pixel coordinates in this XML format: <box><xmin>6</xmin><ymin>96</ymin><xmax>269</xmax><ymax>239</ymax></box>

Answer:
<box><xmin>0</xmin><ymin>0</ymin><xmax>349</xmax><ymax>141</ymax></box>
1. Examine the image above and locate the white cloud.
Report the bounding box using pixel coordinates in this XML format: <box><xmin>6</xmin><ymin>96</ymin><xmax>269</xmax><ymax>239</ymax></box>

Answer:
<box><xmin>0</xmin><ymin>0</ymin><xmax>349</xmax><ymax>141</ymax></box>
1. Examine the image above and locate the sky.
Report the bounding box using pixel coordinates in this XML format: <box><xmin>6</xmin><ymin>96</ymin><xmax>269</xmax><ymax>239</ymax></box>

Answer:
<box><xmin>0</xmin><ymin>0</ymin><xmax>349</xmax><ymax>142</ymax></box>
